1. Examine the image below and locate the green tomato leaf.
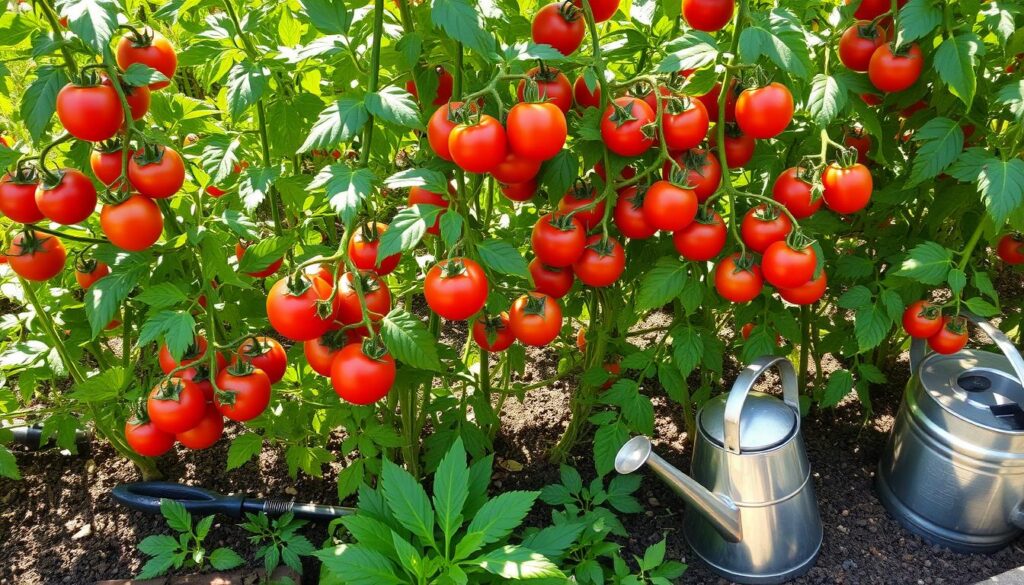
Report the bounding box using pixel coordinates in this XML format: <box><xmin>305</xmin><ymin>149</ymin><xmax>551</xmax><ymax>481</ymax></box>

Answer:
<box><xmin>365</xmin><ymin>86</ymin><xmax>422</xmax><ymax>130</ymax></box>
<box><xmin>807</xmin><ymin>74</ymin><xmax>846</xmax><ymax>127</ymax></box>
<box><xmin>299</xmin><ymin>0</ymin><xmax>352</xmax><ymax>35</ymax></box>
<box><xmin>70</xmin><ymin>367</ymin><xmax>127</xmax><ymax>402</ymax></box>
<box><xmin>657</xmin><ymin>31</ymin><xmax>719</xmax><ymax>73</ymax></box>
<box><xmin>376</xmin><ymin>205</ymin><xmax>442</xmax><ymax>261</ymax></box>
<box><xmin>895</xmin><ymin>241</ymin><xmax>953</xmax><ymax>285</ymax></box>
<box><xmin>820</xmin><ymin>368</ymin><xmax>853</xmax><ymax>408</ymax></box>
<box><xmin>20</xmin><ymin>65</ymin><xmax>67</xmax><ymax>143</ymax></box>
<box><xmin>896</xmin><ymin>0</ymin><xmax>942</xmax><ymax>45</ymax></box>
<box><xmin>226</xmin><ymin>61</ymin><xmax>271</xmax><ymax>119</ymax></box>
<box><xmin>137</xmin><ymin>311</ymin><xmax>197</xmax><ymax>360</ymax></box>
<box><xmin>381</xmin><ymin>458</ymin><xmax>436</xmax><ymax>543</ymax></box>
<box><xmin>122</xmin><ymin>63</ymin><xmax>169</xmax><ymax>87</ymax></box>
<box><xmin>381</xmin><ymin>308</ymin><xmax>443</xmax><ymax>371</ymax></box>
<box><xmin>56</xmin><ymin>0</ymin><xmax>118</xmax><ymax>54</ymax></box>
<box><xmin>635</xmin><ymin>257</ymin><xmax>688</xmax><ymax>311</ymax></box>
<box><xmin>475</xmin><ymin>239</ymin><xmax>530</xmax><ymax>279</ymax></box>
<box><xmin>384</xmin><ymin>168</ymin><xmax>450</xmax><ymax>193</ymax></box>
<box><xmin>298</xmin><ymin>98</ymin><xmax>369</xmax><ymax>153</ymax></box>
<box><xmin>433</xmin><ymin>437</ymin><xmax>470</xmax><ymax>541</ymax></box>
<box><xmin>209</xmin><ymin>548</ymin><xmax>244</xmax><ymax>570</ymax></box>
<box><xmin>431</xmin><ymin>0</ymin><xmax>497</xmax><ymax>60</ymax></box>
<box><xmin>465</xmin><ymin>490</ymin><xmax>539</xmax><ymax>547</ymax></box>
<box><xmin>308</xmin><ymin>165</ymin><xmax>377</xmax><ymax>225</ymax></box>
<box><xmin>932</xmin><ymin>33</ymin><xmax>982</xmax><ymax>108</ymax></box>
<box><xmin>909</xmin><ymin>118</ymin><xmax>964</xmax><ymax>185</ymax></box>
<box><xmin>469</xmin><ymin>545</ymin><xmax>564</xmax><ymax>579</ymax></box>
<box><xmin>977</xmin><ymin>158</ymin><xmax>1024</xmax><ymax>226</ymax></box>
<box><xmin>996</xmin><ymin>80</ymin><xmax>1024</xmax><ymax>121</ymax></box>
<box><xmin>227</xmin><ymin>433</ymin><xmax>263</xmax><ymax>471</ymax></box>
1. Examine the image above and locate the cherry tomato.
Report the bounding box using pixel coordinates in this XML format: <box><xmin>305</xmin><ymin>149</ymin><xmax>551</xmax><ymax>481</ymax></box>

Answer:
<box><xmin>735</xmin><ymin>83</ymin><xmax>794</xmax><ymax>139</ymax></box>
<box><xmin>236</xmin><ymin>336</ymin><xmax>287</xmax><ymax>384</ymax></box>
<box><xmin>740</xmin><ymin>205</ymin><xmax>792</xmax><ymax>253</ymax></box>
<box><xmin>147</xmin><ymin>378</ymin><xmax>207</xmax><ymax>434</ymax></box>
<box><xmin>424</xmin><ymin>258</ymin><xmax>489</xmax><ymax>320</ymax></box>
<box><xmin>123</xmin><ymin>84</ymin><xmax>151</xmax><ymax>121</ymax></box>
<box><xmin>636</xmin><ymin>84</ymin><xmax>672</xmax><ymax>114</ymax></box>
<box><xmin>576</xmin><ymin>327</ymin><xmax>587</xmax><ymax>351</ymax></box>
<box><xmin>7</xmin><ymin>230</ymin><xmax>66</xmax><ymax>281</ymax></box>
<box><xmin>529</xmin><ymin>259</ymin><xmax>574</xmax><ymax>298</ymax></box>
<box><xmin>330</xmin><ymin>342</ymin><xmax>396</xmax><ymax>405</ymax></box>
<box><xmin>673</xmin><ymin>210</ymin><xmax>727</xmax><ymax>261</ymax></box>
<box><xmin>0</xmin><ymin>171</ymin><xmax>45</xmax><ymax>223</ymax></box>
<box><xmin>158</xmin><ymin>335</ymin><xmax>227</xmax><ymax>378</ymax></box>
<box><xmin>714</xmin><ymin>254</ymin><xmax>764</xmax><ymax>303</ymax></box>
<box><xmin>124</xmin><ymin>418</ymin><xmax>175</xmax><ymax>457</ymax></box>
<box><xmin>449</xmin><ymin>115</ymin><xmax>508</xmax><ymax>173</ymax></box>
<box><xmin>517</xmin><ymin>66</ymin><xmax>573</xmax><ymax>113</ymax></box>
<box><xmin>235</xmin><ymin>241</ymin><xmax>283</xmax><ymax>278</ymax></box>
<box><xmin>266</xmin><ymin>275</ymin><xmax>335</xmax><ymax>341</ymax></box>
<box><xmin>100</xmin><ymin>194</ymin><xmax>164</xmax><ymax>251</ymax></box>
<box><xmin>643</xmin><ymin>180</ymin><xmax>698</xmax><ymax>232</ymax></box>
<box><xmin>427</xmin><ymin>102</ymin><xmax>468</xmax><ymax>161</ymax></box>
<box><xmin>997</xmin><ymin>234</ymin><xmax>1024</xmax><ymax>265</ymax></box>
<box><xmin>405</xmin><ymin>65</ymin><xmax>453</xmax><ymax>106</ymax></box>
<box><xmin>509</xmin><ymin>293</ymin><xmax>563</xmax><ymax>346</ymax></box>
<box><xmin>337</xmin><ymin>270</ymin><xmax>392</xmax><ymax>326</ymax></box>
<box><xmin>56</xmin><ymin>82</ymin><xmax>123</xmax><ymax>142</ymax></box>
<box><xmin>33</xmin><ymin>169</ymin><xmax>96</xmax><ymax>225</ymax></box>
<box><xmin>90</xmin><ymin>148</ymin><xmax>124</xmax><ymax>187</ymax></box>
<box><xmin>531</xmin><ymin>213</ymin><xmax>587</xmax><ymax>267</ymax></box>
<box><xmin>868</xmin><ymin>43</ymin><xmax>923</xmax><ymax>93</ymax></box>
<box><xmin>75</xmin><ymin>259</ymin><xmax>109</xmax><ymax>289</ymax></box>
<box><xmin>128</xmin><ymin>146</ymin><xmax>185</xmax><ymax>199</ymax></box>
<box><xmin>902</xmin><ymin>300</ymin><xmax>943</xmax><ymax>338</ymax></box>
<box><xmin>573</xmin><ymin>235</ymin><xmax>626</xmax><ymax>287</ymax></box>
<box><xmin>349</xmin><ymin>222</ymin><xmax>400</xmax><ymax>275</ymax></box>
<box><xmin>532</xmin><ymin>3</ymin><xmax>585</xmax><ymax>56</ymax></box>
<box><xmin>573</xmin><ymin>75</ymin><xmax>601</xmax><ymax>109</ymax></box>
<box><xmin>663</xmin><ymin>148</ymin><xmax>722</xmax><ymax>202</ymax></box>
<box><xmin>491</xmin><ymin>152</ymin><xmax>542</xmax><ymax>185</ymax></box>
<box><xmin>557</xmin><ymin>182</ymin><xmax>605</xmax><ymax>230</ymax></box>
<box><xmin>839</xmin><ymin>21</ymin><xmax>886</xmax><ymax>72</ymax></box>
<box><xmin>715</xmin><ymin>127</ymin><xmax>756</xmax><ymax>168</ymax></box>
<box><xmin>762</xmin><ymin>241</ymin><xmax>817</xmax><ymax>289</ymax></box>
<box><xmin>507</xmin><ymin>102</ymin><xmax>567</xmax><ymax>162</ymax></box>
<box><xmin>682</xmin><ymin>0</ymin><xmax>734</xmax><ymax>31</ymax></box>
<box><xmin>215</xmin><ymin>366</ymin><xmax>271</xmax><ymax>422</ymax></box>
<box><xmin>601</xmin><ymin>97</ymin><xmax>656</xmax><ymax>157</ymax></box>
<box><xmin>116</xmin><ymin>28</ymin><xmax>177</xmax><ymax>90</ymax></box>
<box><xmin>927</xmin><ymin>316</ymin><xmax>969</xmax><ymax>355</ymax></box>
<box><xmin>500</xmin><ymin>180</ymin><xmax>537</xmax><ymax>202</ymax></box>
<box><xmin>662</xmin><ymin>97</ymin><xmax>709</xmax><ymax>152</ymax></box>
<box><xmin>473</xmin><ymin>312</ymin><xmax>516</xmax><ymax>352</ymax></box>
<box><xmin>772</xmin><ymin>167</ymin><xmax>821</xmax><ymax>219</ymax></box>
<box><xmin>613</xmin><ymin>185</ymin><xmax>657</xmax><ymax>240</ymax></box>
<box><xmin>860</xmin><ymin>92</ymin><xmax>883</xmax><ymax>106</ymax></box>
<box><xmin>822</xmin><ymin>162</ymin><xmax>873</xmax><ymax>214</ymax></box>
<box><xmin>304</xmin><ymin>334</ymin><xmax>346</xmax><ymax>377</ymax></box>
<box><xmin>408</xmin><ymin>185</ymin><xmax>451</xmax><ymax>235</ymax></box>
<box><xmin>175</xmin><ymin>405</ymin><xmax>223</xmax><ymax>450</ymax></box>
<box><xmin>572</xmin><ymin>0</ymin><xmax>619</xmax><ymax>22</ymax></box>
<box><xmin>844</xmin><ymin>130</ymin><xmax>872</xmax><ymax>165</ymax></box>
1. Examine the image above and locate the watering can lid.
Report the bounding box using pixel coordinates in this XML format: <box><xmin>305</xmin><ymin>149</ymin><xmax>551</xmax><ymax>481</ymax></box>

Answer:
<box><xmin>699</xmin><ymin>391</ymin><xmax>797</xmax><ymax>452</ymax></box>
<box><xmin>920</xmin><ymin>349</ymin><xmax>1024</xmax><ymax>432</ymax></box>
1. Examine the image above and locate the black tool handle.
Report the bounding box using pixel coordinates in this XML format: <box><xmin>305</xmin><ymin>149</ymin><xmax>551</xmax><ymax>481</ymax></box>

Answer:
<box><xmin>242</xmin><ymin>498</ymin><xmax>356</xmax><ymax>521</ymax></box>
<box><xmin>10</xmin><ymin>426</ymin><xmax>90</xmax><ymax>451</ymax></box>
<box><xmin>112</xmin><ymin>482</ymin><xmax>246</xmax><ymax>518</ymax></box>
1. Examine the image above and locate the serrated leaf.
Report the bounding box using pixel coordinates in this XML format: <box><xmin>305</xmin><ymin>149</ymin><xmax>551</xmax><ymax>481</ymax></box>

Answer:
<box><xmin>476</xmin><ymin>240</ymin><xmax>529</xmax><ymax>279</ymax></box>
<box><xmin>227</xmin><ymin>433</ymin><xmax>263</xmax><ymax>470</ymax></box>
<box><xmin>433</xmin><ymin>437</ymin><xmax>469</xmax><ymax>540</ymax></box>
<box><xmin>160</xmin><ymin>498</ymin><xmax>191</xmax><ymax>532</ymax></box>
<box><xmin>671</xmin><ymin>327</ymin><xmax>703</xmax><ymax>377</ymax></box>
<box><xmin>226</xmin><ymin>61</ymin><xmax>270</xmax><ymax>119</ymax></box>
<box><xmin>0</xmin><ymin>445</ymin><xmax>21</xmax><ymax>480</ymax></box>
<box><xmin>56</xmin><ymin>0</ymin><xmax>117</xmax><ymax>54</ymax></box>
<box><xmin>997</xmin><ymin>80</ymin><xmax>1024</xmax><ymax>121</ymax></box>
<box><xmin>538</xmin><ymin>151</ymin><xmax>577</xmax><ymax>200</ymax></box>
<box><xmin>838</xmin><ymin>285</ymin><xmax>872</xmax><ymax>309</ymax></box>
<box><xmin>85</xmin><ymin>268</ymin><xmax>142</xmax><ymax>338</ymax></box>
<box><xmin>381</xmin><ymin>308</ymin><xmax>442</xmax><ymax>371</ymax></box>
<box><xmin>365</xmin><ymin>86</ymin><xmax>421</xmax><ymax>129</ymax></box>
<box><xmin>309</xmin><ymin>165</ymin><xmax>377</xmax><ymax>225</ymax></box>
<box><xmin>897</xmin><ymin>0</ymin><xmax>942</xmax><ymax>44</ymax></box>
<box><xmin>20</xmin><ymin>65</ymin><xmax>67</xmax><ymax>142</ymax></box>
<box><xmin>315</xmin><ymin>545</ymin><xmax>403</xmax><ymax>585</ymax></box>
<box><xmin>635</xmin><ymin>257</ymin><xmax>687</xmax><ymax>311</ymax></box>
<box><xmin>299</xmin><ymin>0</ymin><xmax>351</xmax><ymax>34</ymax></box>
<box><xmin>808</xmin><ymin>74</ymin><xmax>846</xmax><ymax>126</ymax></box>
<box><xmin>738</xmin><ymin>9</ymin><xmax>812</xmax><ymax>79</ymax></box>
<box><xmin>123</xmin><ymin>63</ymin><xmax>169</xmax><ymax>87</ymax></box>
<box><xmin>854</xmin><ymin>306</ymin><xmax>890</xmax><ymax>352</ymax></box>
<box><xmin>237</xmin><ymin>236</ymin><xmax>290</xmax><ymax>273</ymax></box>
<box><xmin>933</xmin><ymin>33</ymin><xmax>981</xmax><ymax>108</ymax></box>
<box><xmin>470</xmin><ymin>545</ymin><xmax>563</xmax><ymax>579</ymax></box>
<box><xmin>593</xmin><ymin>422</ymin><xmax>629</xmax><ymax>476</ymax></box>
<box><xmin>298</xmin><ymin>99</ymin><xmax>369</xmax><ymax>153</ymax></box>
<box><xmin>947</xmin><ymin>147</ymin><xmax>989</xmax><ymax>183</ymax></box>
<box><xmin>431</xmin><ymin>0</ymin><xmax>497</xmax><ymax>59</ymax></box>
<box><xmin>821</xmin><ymin>369</ymin><xmax>853</xmax><ymax>408</ymax></box>
<box><xmin>384</xmin><ymin>168</ymin><xmax>449</xmax><ymax>193</ymax></box>
<box><xmin>139</xmin><ymin>535</ymin><xmax>179</xmax><ymax>557</ymax></box>
<box><xmin>238</xmin><ymin>166</ymin><xmax>280</xmax><ymax>211</ymax></box>
<box><xmin>137</xmin><ymin>311</ymin><xmax>197</xmax><ymax>359</ymax></box>
<box><xmin>503</xmin><ymin>41</ymin><xmax>566</xmax><ymax>62</ymax></box>
<box><xmin>381</xmin><ymin>458</ymin><xmax>436</xmax><ymax>543</ymax></box>
<box><xmin>978</xmin><ymin>158</ymin><xmax>1024</xmax><ymax>226</ymax></box>
<box><xmin>658</xmin><ymin>31</ymin><xmax>719</xmax><ymax>73</ymax></box>
<box><xmin>520</xmin><ymin>522</ymin><xmax>585</xmax><ymax>558</ymax></box>
<box><xmin>947</xmin><ymin>268</ymin><xmax>967</xmax><ymax>295</ymax></box>
<box><xmin>896</xmin><ymin>241</ymin><xmax>953</xmax><ymax>284</ymax></box>
<box><xmin>910</xmin><ymin>118</ymin><xmax>963</xmax><ymax>184</ymax></box>
<box><xmin>136</xmin><ymin>283</ymin><xmax>187</xmax><ymax>309</ymax></box>
<box><xmin>70</xmin><ymin>367</ymin><xmax>127</xmax><ymax>402</ymax></box>
<box><xmin>376</xmin><ymin>205</ymin><xmax>441</xmax><ymax>261</ymax></box>
<box><xmin>440</xmin><ymin>211</ymin><xmax>463</xmax><ymax>249</ymax></box>
<box><xmin>209</xmin><ymin>548</ymin><xmax>244</xmax><ymax>570</ymax></box>
<box><xmin>201</xmin><ymin>135</ymin><xmax>242</xmax><ymax>184</ymax></box>
<box><xmin>465</xmin><ymin>491</ymin><xmax>538</xmax><ymax>547</ymax></box>
<box><xmin>965</xmin><ymin>297</ymin><xmax>1000</xmax><ymax>317</ymax></box>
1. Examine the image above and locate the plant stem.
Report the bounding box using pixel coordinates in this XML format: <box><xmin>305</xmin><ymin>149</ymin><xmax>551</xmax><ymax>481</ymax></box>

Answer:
<box><xmin>36</xmin><ymin>0</ymin><xmax>78</xmax><ymax>77</ymax></box>
<box><xmin>358</xmin><ymin>0</ymin><xmax>385</xmax><ymax>168</ymax></box>
<box><xmin>26</xmin><ymin>224</ymin><xmax>109</xmax><ymax>245</ymax></box>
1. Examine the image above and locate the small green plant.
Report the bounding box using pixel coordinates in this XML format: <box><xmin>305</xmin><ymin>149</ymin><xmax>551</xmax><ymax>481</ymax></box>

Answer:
<box><xmin>316</xmin><ymin>438</ymin><xmax>577</xmax><ymax>583</ymax></box>
<box><xmin>136</xmin><ymin>499</ymin><xmax>244</xmax><ymax>579</ymax></box>
<box><xmin>240</xmin><ymin>511</ymin><xmax>316</xmax><ymax>581</ymax></box>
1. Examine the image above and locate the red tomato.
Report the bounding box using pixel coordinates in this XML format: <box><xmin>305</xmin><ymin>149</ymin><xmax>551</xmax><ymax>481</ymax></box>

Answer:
<box><xmin>266</xmin><ymin>275</ymin><xmax>335</xmax><ymax>341</ymax></box>
<box><xmin>146</xmin><ymin>378</ymin><xmax>206</xmax><ymax>435</ymax></box>
<box><xmin>682</xmin><ymin>0</ymin><xmax>734</xmax><ymax>31</ymax></box>
<box><xmin>673</xmin><ymin>210</ymin><xmax>727</xmax><ymax>261</ymax></box>
<box><xmin>601</xmin><ymin>97</ymin><xmax>656</xmax><ymax>157</ymax></box>
<box><xmin>491</xmin><ymin>152</ymin><xmax>542</xmax><ymax>184</ymax></box>
<box><xmin>762</xmin><ymin>241</ymin><xmax>817</xmax><ymax>289</ymax></box>
<box><xmin>868</xmin><ymin>43</ymin><xmax>923</xmax><ymax>93</ymax></box>
<box><xmin>56</xmin><ymin>82</ymin><xmax>123</xmax><ymax>142</ymax></box>
<box><xmin>304</xmin><ymin>334</ymin><xmax>345</xmax><ymax>377</ymax></box>
<box><xmin>116</xmin><ymin>29</ymin><xmax>177</xmax><ymax>90</ymax></box>
<box><xmin>337</xmin><ymin>270</ymin><xmax>391</xmax><ymax>325</ymax></box>
<box><xmin>573</xmin><ymin>235</ymin><xmax>626</xmax><ymax>287</ymax></box>
<box><xmin>997</xmin><ymin>234</ymin><xmax>1024</xmax><ymax>265</ymax></box>
<box><xmin>405</xmin><ymin>65</ymin><xmax>453</xmax><ymax>106</ymax></box>
<box><xmin>124</xmin><ymin>418</ymin><xmax>175</xmax><ymax>457</ymax></box>
<box><xmin>235</xmin><ymin>241</ymin><xmax>283</xmax><ymax>278</ymax></box>
<box><xmin>128</xmin><ymin>146</ymin><xmax>185</xmax><ymax>199</ymax></box>
<box><xmin>576</xmin><ymin>327</ymin><xmax>587</xmax><ymax>351</ymax></box>
<box><xmin>7</xmin><ymin>230</ymin><xmax>66</xmax><ymax>281</ymax></box>
<box><xmin>844</xmin><ymin>130</ymin><xmax>872</xmax><ymax>165</ymax></box>
<box><xmin>0</xmin><ymin>171</ymin><xmax>45</xmax><ymax>223</ymax></box>
<box><xmin>573</xmin><ymin>75</ymin><xmax>601</xmax><ymax>109</ymax></box>
<box><xmin>509</xmin><ymin>293</ymin><xmax>563</xmax><ymax>347</ymax></box>
<box><xmin>175</xmin><ymin>405</ymin><xmax>223</xmax><ymax>450</ymax></box>
<box><xmin>902</xmin><ymin>300</ymin><xmax>943</xmax><ymax>339</ymax></box>
<box><xmin>33</xmin><ymin>169</ymin><xmax>96</xmax><ymax>225</ymax></box>
<box><xmin>408</xmin><ymin>185</ymin><xmax>451</xmax><ymax>235</ymax></box>
<box><xmin>740</xmin><ymin>205</ymin><xmax>792</xmax><ymax>253</ymax></box>
<box><xmin>663</xmin><ymin>148</ymin><xmax>722</xmax><ymax>202</ymax></box>
<box><xmin>100</xmin><ymin>194</ymin><xmax>164</xmax><ymax>251</ymax></box>
<box><xmin>473</xmin><ymin>312</ymin><xmax>516</xmax><ymax>352</ymax></box>
<box><xmin>507</xmin><ymin>102</ymin><xmax>567</xmax><ymax>161</ymax></box>
<box><xmin>636</xmin><ymin>85</ymin><xmax>672</xmax><ymax>114</ymax></box>
<box><xmin>123</xmin><ymin>84</ymin><xmax>151</xmax><ymax>121</ymax></box>
<box><xmin>427</xmin><ymin>102</ymin><xmax>468</xmax><ymax>161</ymax></box>
<box><xmin>449</xmin><ymin>115</ymin><xmax>508</xmax><ymax>173</ymax></box>
<box><xmin>424</xmin><ymin>257</ymin><xmax>489</xmax><ymax>320</ymax></box>
<box><xmin>927</xmin><ymin>317</ymin><xmax>969</xmax><ymax>355</ymax></box>
<box><xmin>236</xmin><ymin>336</ymin><xmax>287</xmax><ymax>384</ymax></box>
<box><xmin>846</xmin><ymin>0</ymin><xmax>905</xmax><ymax>20</ymax></box>
<box><xmin>531</xmin><ymin>213</ymin><xmax>587</xmax><ymax>267</ymax></box>
<box><xmin>75</xmin><ymin>259</ymin><xmax>109</xmax><ymax>289</ymax></box>
<box><xmin>90</xmin><ymin>148</ymin><xmax>124</xmax><ymax>187</ymax></box>
<box><xmin>714</xmin><ymin>254</ymin><xmax>764</xmax><ymax>303</ymax></box>
<box><xmin>557</xmin><ymin>182</ymin><xmax>605</xmax><ymax>230</ymax></box>
<box><xmin>822</xmin><ymin>162</ymin><xmax>873</xmax><ymax>214</ymax></box>
<box><xmin>643</xmin><ymin>180</ymin><xmax>698</xmax><ymax>232</ymax></box>
<box><xmin>594</xmin><ymin>162</ymin><xmax>637</xmax><ymax>182</ymax></box>
<box><xmin>839</xmin><ymin>21</ymin><xmax>886</xmax><ymax>72</ymax></box>
<box><xmin>860</xmin><ymin>92</ymin><xmax>883</xmax><ymax>106</ymax></box>
<box><xmin>529</xmin><ymin>259</ymin><xmax>574</xmax><ymax>298</ymax></box>
<box><xmin>349</xmin><ymin>222</ymin><xmax>400</xmax><ymax>275</ymax></box>
<box><xmin>532</xmin><ymin>3</ymin><xmax>585</xmax><ymax>56</ymax></box>
<box><xmin>778</xmin><ymin>271</ymin><xmax>828</xmax><ymax>305</ymax></box>
<box><xmin>517</xmin><ymin>66</ymin><xmax>573</xmax><ymax>113</ymax></box>
<box><xmin>687</xmin><ymin>77</ymin><xmax>737</xmax><ymax>122</ymax></box>
<box><xmin>662</xmin><ymin>97</ymin><xmax>709</xmax><ymax>152</ymax></box>
<box><xmin>572</xmin><ymin>0</ymin><xmax>619</xmax><ymax>21</ymax></box>
<box><xmin>500</xmin><ymin>180</ymin><xmax>537</xmax><ymax>202</ymax></box>
<box><xmin>734</xmin><ymin>83</ymin><xmax>794</xmax><ymax>139</ymax></box>
<box><xmin>330</xmin><ymin>342</ymin><xmax>396</xmax><ymax>405</ymax></box>
<box><xmin>215</xmin><ymin>366</ymin><xmax>271</xmax><ymax>422</ymax></box>
<box><xmin>714</xmin><ymin>128</ymin><xmax>755</xmax><ymax>168</ymax></box>
<box><xmin>772</xmin><ymin>167</ymin><xmax>821</xmax><ymax>219</ymax></box>
<box><xmin>614</xmin><ymin>185</ymin><xmax>657</xmax><ymax>240</ymax></box>
<box><xmin>158</xmin><ymin>335</ymin><xmax>227</xmax><ymax>378</ymax></box>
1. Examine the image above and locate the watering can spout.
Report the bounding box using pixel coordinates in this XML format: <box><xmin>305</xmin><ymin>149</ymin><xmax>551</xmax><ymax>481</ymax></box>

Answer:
<box><xmin>616</xmin><ymin>435</ymin><xmax>743</xmax><ymax>543</ymax></box>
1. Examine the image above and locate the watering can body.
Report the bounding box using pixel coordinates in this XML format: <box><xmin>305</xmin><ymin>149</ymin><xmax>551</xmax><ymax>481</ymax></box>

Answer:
<box><xmin>877</xmin><ymin>313</ymin><xmax>1024</xmax><ymax>553</ymax></box>
<box><xmin>617</xmin><ymin>356</ymin><xmax>822</xmax><ymax>584</ymax></box>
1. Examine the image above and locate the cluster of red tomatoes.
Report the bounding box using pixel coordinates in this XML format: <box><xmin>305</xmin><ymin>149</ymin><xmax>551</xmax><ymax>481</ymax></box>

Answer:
<box><xmin>901</xmin><ymin>301</ymin><xmax>970</xmax><ymax>355</ymax></box>
<box><xmin>125</xmin><ymin>335</ymin><xmax>281</xmax><ymax>456</ymax></box>
<box><xmin>835</xmin><ymin>0</ymin><xmax>922</xmax><ymax>100</ymax></box>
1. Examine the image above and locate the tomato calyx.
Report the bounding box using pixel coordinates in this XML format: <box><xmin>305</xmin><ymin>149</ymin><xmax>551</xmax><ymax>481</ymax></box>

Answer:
<box><xmin>132</xmin><ymin>142</ymin><xmax>168</xmax><ymax>167</ymax></box>
<box><xmin>361</xmin><ymin>337</ymin><xmax>389</xmax><ymax>361</ymax></box>
<box><xmin>240</xmin><ymin>336</ymin><xmax>271</xmax><ymax>359</ymax></box>
<box><xmin>567</xmin><ymin>177</ymin><xmax>594</xmax><ymax>201</ymax></box>
<box><xmin>693</xmin><ymin>205</ymin><xmax>719</xmax><ymax>224</ymax></box>
<box><xmin>126</xmin><ymin>399</ymin><xmax>152</xmax><ymax>426</ymax></box>
<box><xmin>730</xmin><ymin>253</ymin><xmax>759</xmax><ymax>274</ymax></box>
<box><xmin>943</xmin><ymin>315</ymin><xmax>968</xmax><ymax>336</ymax></box>
<box><xmin>353</xmin><ymin>270</ymin><xmax>383</xmax><ymax>294</ymax></box>
<box><xmin>548</xmin><ymin>212</ymin><xmax>581</xmax><ymax>232</ymax></box>
<box><xmin>628</xmin><ymin>184</ymin><xmax>649</xmax><ymax>210</ymax></box>
<box><xmin>585</xmin><ymin>236</ymin><xmax>618</xmax><ymax>257</ymax></box>
<box><xmin>856</xmin><ymin>21</ymin><xmax>883</xmax><ymax>40</ymax></box>
<box><xmin>438</xmin><ymin>258</ymin><xmax>471</xmax><ymax>279</ymax></box>
<box><xmin>556</xmin><ymin>0</ymin><xmax>583</xmax><ymax>22</ymax></box>
<box><xmin>531</xmin><ymin>60</ymin><xmax>561</xmax><ymax>83</ymax></box>
<box><xmin>833</xmin><ymin>146</ymin><xmax>861</xmax><ymax>169</ymax></box>
<box><xmin>74</xmin><ymin>255</ymin><xmax>100</xmax><ymax>274</ymax></box>
<box><xmin>663</xmin><ymin>94</ymin><xmax>696</xmax><ymax>115</ymax></box>
<box><xmin>8</xmin><ymin>229</ymin><xmax>52</xmax><ymax>257</ymax></box>
<box><xmin>94</xmin><ymin>138</ymin><xmax>123</xmax><ymax>155</ymax></box>
<box><xmin>152</xmin><ymin>378</ymin><xmax>188</xmax><ymax>402</ymax></box>
<box><xmin>119</xmin><ymin>24</ymin><xmax>157</xmax><ymax>48</ymax></box>
<box><xmin>888</xmin><ymin>41</ymin><xmax>917</xmax><ymax>58</ymax></box>
<box><xmin>6</xmin><ymin>160</ymin><xmax>38</xmax><ymax>185</ymax></box>
<box><xmin>606</xmin><ymin>100</ymin><xmax>638</xmax><ymax>127</ymax></box>
<box><xmin>521</xmin><ymin>293</ymin><xmax>551</xmax><ymax>316</ymax></box>
<box><xmin>913</xmin><ymin>302</ymin><xmax>942</xmax><ymax>322</ymax></box>
<box><xmin>225</xmin><ymin>357</ymin><xmax>256</xmax><ymax>377</ymax></box>
<box><xmin>478</xmin><ymin>313</ymin><xmax>507</xmax><ymax>345</ymax></box>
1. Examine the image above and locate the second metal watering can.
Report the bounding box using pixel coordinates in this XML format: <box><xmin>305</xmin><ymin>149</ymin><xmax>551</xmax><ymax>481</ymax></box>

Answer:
<box><xmin>616</xmin><ymin>356</ymin><xmax>822</xmax><ymax>584</ymax></box>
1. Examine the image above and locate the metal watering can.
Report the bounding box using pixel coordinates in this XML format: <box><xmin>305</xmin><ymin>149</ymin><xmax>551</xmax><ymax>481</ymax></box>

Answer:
<box><xmin>877</xmin><ymin>312</ymin><xmax>1024</xmax><ymax>552</ymax></box>
<box><xmin>616</xmin><ymin>356</ymin><xmax>822</xmax><ymax>584</ymax></box>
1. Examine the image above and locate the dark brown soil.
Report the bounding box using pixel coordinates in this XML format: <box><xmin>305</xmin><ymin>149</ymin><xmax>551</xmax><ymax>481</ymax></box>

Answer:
<box><xmin>3</xmin><ymin>350</ymin><xmax>1024</xmax><ymax>584</ymax></box>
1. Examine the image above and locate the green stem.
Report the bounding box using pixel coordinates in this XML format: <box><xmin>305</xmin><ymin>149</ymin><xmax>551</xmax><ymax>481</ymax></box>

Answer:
<box><xmin>36</xmin><ymin>0</ymin><xmax>78</xmax><ymax>77</ymax></box>
<box><xmin>27</xmin><ymin>224</ymin><xmax>109</xmax><ymax>245</ymax></box>
<box><xmin>256</xmin><ymin>101</ymin><xmax>284</xmax><ymax>236</ymax></box>
<box><xmin>359</xmin><ymin>0</ymin><xmax>385</xmax><ymax>168</ymax></box>
<box><xmin>799</xmin><ymin>304</ymin><xmax>810</xmax><ymax>393</ymax></box>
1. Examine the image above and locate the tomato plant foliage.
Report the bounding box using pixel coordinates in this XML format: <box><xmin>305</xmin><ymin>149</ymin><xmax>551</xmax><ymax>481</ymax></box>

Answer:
<box><xmin>0</xmin><ymin>0</ymin><xmax>1022</xmax><ymax>528</ymax></box>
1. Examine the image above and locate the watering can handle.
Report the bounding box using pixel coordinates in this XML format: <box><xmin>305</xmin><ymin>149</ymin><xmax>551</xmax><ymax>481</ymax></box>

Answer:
<box><xmin>723</xmin><ymin>356</ymin><xmax>799</xmax><ymax>455</ymax></box>
<box><xmin>909</xmin><ymin>311</ymin><xmax>1024</xmax><ymax>386</ymax></box>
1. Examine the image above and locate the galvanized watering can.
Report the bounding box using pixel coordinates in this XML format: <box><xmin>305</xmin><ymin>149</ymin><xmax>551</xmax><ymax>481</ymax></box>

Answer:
<box><xmin>877</xmin><ymin>312</ymin><xmax>1024</xmax><ymax>552</ymax></box>
<box><xmin>616</xmin><ymin>356</ymin><xmax>822</xmax><ymax>584</ymax></box>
